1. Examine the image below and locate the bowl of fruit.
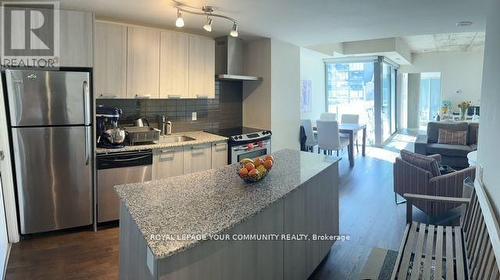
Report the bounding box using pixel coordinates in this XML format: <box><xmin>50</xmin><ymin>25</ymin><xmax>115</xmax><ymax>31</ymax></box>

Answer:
<box><xmin>238</xmin><ymin>155</ymin><xmax>274</xmax><ymax>183</ymax></box>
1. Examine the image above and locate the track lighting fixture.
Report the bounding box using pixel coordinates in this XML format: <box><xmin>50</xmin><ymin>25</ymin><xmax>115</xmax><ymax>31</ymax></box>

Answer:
<box><xmin>174</xmin><ymin>5</ymin><xmax>239</xmax><ymax>37</ymax></box>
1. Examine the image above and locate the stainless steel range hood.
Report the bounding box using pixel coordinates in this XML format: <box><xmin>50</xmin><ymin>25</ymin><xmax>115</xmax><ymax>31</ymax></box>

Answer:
<box><xmin>215</xmin><ymin>36</ymin><xmax>261</xmax><ymax>81</ymax></box>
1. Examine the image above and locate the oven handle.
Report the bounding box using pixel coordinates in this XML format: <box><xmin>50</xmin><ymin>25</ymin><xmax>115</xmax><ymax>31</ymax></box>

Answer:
<box><xmin>232</xmin><ymin>141</ymin><xmax>270</xmax><ymax>152</ymax></box>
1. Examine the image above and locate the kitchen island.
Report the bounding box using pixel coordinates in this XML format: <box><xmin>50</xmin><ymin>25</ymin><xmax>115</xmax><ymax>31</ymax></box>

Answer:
<box><xmin>115</xmin><ymin>149</ymin><xmax>339</xmax><ymax>280</ymax></box>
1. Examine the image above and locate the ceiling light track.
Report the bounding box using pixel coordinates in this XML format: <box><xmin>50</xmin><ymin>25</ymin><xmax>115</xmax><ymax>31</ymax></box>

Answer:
<box><xmin>175</xmin><ymin>5</ymin><xmax>239</xmax><ymax>37</ymax></box>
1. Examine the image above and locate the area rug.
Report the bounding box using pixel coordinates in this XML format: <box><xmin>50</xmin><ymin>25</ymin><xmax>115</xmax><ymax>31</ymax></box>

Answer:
<box><xmin>359</xmin><ymin>247</ymin><xmax>399</xmax><ymax>280</ymax></box>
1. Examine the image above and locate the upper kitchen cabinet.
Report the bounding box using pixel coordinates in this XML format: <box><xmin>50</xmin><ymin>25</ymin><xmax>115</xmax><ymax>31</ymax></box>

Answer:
<box><xmin>127</xmin><ymin>26</ymin><xmax>160</xmax><ymax>99</ymax></box>
<box><xmin>59</xmin><ymin>10</ymin><xmax>94</xmax><ymax>67</ymax></box>
<box><xmin>159</xmin><ymin>31</ymin><xmax>189</xmax><ymax>99</ymax></box>
<box><xmin>94</xmin><ymin>22</ymin><xmax>127</xmax><ymax>99</ymax></box>
<box><xmin>188</xmin><ymin>35</ymin><xmax>215</xmax><ymax>99</ymax></box>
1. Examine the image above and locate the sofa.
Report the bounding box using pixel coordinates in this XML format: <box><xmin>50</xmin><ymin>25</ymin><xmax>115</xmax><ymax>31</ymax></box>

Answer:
<box><xmin>414</xmin><ymin>121</ymin><xmax>478</xmax><ymax>169</ymax></box>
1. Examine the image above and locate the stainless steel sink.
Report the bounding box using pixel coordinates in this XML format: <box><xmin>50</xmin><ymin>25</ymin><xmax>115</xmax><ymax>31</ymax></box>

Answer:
<box><xmin>159</xmin><ymin>135</ymin><xmax>196</xmax><ymax>143</ymax></box>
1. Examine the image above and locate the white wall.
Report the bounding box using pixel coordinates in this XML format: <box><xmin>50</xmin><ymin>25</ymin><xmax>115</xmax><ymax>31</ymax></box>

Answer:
<box><xmin>400</xmin><ymin>51</ymin><xmax>484</xmax><ymax>109</ymax></box>
<box><xmin>300</xmin><ymin>48</ymin><xmax>328</xmax><ymax>121</ymax></box>
<box><xmin>270</xmin><ymin>39</ymin><xmax>301</xmax><ymax>151</ymax></box>
<box><xmin>477</xmin><ymin>0</ymin><xmax>500</xmax><ymax>219</ymax></box>
<box><xmin>243</xmin><ymin>38</ymin><xmax>301</xmax><ymax>152</ymax></box>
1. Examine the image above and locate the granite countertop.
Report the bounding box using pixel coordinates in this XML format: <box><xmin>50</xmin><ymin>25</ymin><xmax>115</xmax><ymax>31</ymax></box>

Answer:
<box><xmin>95</xmin><ymin>131</ymin><xmax>227</xmax><ymax>154</ymax></box>
<box><xmin>114</xmin><ymin>149</ymin><xmax>339</xmax><ymax>259</ymax></box>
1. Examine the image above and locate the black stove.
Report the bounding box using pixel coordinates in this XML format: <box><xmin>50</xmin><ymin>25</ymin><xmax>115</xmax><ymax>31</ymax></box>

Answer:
<box><xmin>205</xmin><ymin>126</ymin><xmax>271</xmax><ymax>144</ymax></box>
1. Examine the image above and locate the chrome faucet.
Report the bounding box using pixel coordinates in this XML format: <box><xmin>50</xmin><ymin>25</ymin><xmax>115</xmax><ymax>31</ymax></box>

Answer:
<box><xmin>159</xmin><ymin>115</ymin><xmax>172</xmax><ymax>135</ymax></box>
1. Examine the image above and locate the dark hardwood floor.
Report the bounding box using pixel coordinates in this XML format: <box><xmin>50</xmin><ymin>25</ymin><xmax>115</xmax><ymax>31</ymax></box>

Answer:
<box><xmin>6</xmin><ymin>135</ymin><xmax>421</xmax><ymax>280</ymax></box>
<box><xmin>6</xmin><ymin>226</ymin><xmax>119</xmax><ymax>279</ymax></box>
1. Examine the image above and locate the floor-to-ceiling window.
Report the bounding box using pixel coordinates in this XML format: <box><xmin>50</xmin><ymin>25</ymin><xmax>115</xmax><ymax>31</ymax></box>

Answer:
<box><xmin>419</xmin><ymin>72</ymin><xmax>441</xmax><ymax>129</ymax></box>
<box><xmin>325</xmin><ymin>61</ymin><xmax>375</xmax><ymax>144</ymax></box>
<box><xmin>382</xmin><ymin>62</ymin><xmax>397</xmax><ymax>142</ymax></box>
<box><xmin>325</xmin><ymin>57</ymin><xmax>398</xmax><ymax>146</ymax></box>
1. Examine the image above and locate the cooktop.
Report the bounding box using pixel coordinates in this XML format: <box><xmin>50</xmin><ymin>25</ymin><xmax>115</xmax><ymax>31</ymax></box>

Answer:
<box><xmin>205</xmin><ymin>126</ymin><xmax>265</xmax><ymax>137</ymax></box>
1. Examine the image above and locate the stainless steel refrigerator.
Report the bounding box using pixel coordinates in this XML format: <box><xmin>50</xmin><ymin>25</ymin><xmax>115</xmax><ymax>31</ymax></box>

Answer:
<box><xmin>4</xmin><ymin>69</ymin><xmax>92</xmax><ymax>234</ymax></box>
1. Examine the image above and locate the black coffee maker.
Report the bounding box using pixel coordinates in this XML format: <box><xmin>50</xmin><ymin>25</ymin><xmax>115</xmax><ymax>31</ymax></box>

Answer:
<box><xmin>96</xmin><ymin>105</ymin><xmax>125</xmax><ymax>148</ymax></box>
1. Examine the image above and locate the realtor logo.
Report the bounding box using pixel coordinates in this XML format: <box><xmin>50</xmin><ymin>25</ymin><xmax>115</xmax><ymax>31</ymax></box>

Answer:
<box><xmin>1</xmin><ymin>1</ymin><xmax>60</xmax><ymax>67</ymax></box>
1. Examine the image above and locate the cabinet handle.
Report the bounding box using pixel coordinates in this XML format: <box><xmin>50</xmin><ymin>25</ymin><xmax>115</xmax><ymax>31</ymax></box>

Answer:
<box><xmin>196</xmin><ymin>95</ymin><xmax>208</xmax><ymax>99</ymax></box>
<box><xmin>0</xmin><ymin>150</ymin><xmax>4</xmax><ymax>160</ymax></box>
<box><xmin>159</xmin><ymin>154</ymin><xmax>175</xmax><ymax>160</ymax></box>
<box><xmin>167</xmin><ymin>95</ymin><xmax>181</xmax><ymax>99</ymax></box>
<box><xmin>213</xmin><ymin>143</ymin><xmax>227</xmax><ymax>151</ymax></box>
<box><xmin>135</xmin><ymin>94</ymin><xmax>151</xmax><ymax>99</ymax></box>
<box><xmin>98</xmin><ymin>93</ymin><xmax>118</xmax><ymax>99</ymax></box>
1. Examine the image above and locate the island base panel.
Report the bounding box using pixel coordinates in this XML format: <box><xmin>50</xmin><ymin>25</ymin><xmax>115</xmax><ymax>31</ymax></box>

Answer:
<box><xmin>119</xmin><ymin>160</ymin><xmax>339</xmax><ymax>280</ymax></box>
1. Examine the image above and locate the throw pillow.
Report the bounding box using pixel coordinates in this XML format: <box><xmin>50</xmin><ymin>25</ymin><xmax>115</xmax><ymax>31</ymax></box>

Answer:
<box><xmin>400</xmin><ymin>149</ymin><xmax>441</xmax><ymax>177</ymax></box>
<box><xmin>437</xmin><ymin>129</ymin><xmax>467</xmax><ymax>145</ymax></box>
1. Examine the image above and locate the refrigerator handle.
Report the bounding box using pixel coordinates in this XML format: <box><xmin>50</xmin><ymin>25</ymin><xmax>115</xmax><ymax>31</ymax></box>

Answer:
<box><xmin>85</xmin><ymin>127</ymin><xmax>90</xmax><ymax>166</ymax></box>
<box><xmin>83</xmin><ymin>80</ymin><xmax>90</xmax><ymax>125</ymax></box>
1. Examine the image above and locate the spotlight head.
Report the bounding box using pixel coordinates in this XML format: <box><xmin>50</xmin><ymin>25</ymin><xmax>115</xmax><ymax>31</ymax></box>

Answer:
<box><xmin>230</xmin><ymin>23</ymin><xmax>238</xmax><ymax>37</ymax></box>
<box><xmin>175</xmin><ymin>9</ymin><xmax>184</xmax><ymax>28</ymax></box>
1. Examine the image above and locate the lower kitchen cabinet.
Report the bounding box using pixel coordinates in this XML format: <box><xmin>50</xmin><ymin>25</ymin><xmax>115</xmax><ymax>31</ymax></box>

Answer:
<box><xmin>211</xmin><ymin>142</ymin><xmax>228</xmax><ymax>169</ymax></box>
<box><xmin>153</xmin><ymin>147</ymin><xmax>184</xmax><ymax>180</ymax></box>
<box><xmin>151</xmin><ymin>141</ymin><xmax>228</xmax><ymax>180</ymax></box>
<box><xmin>183</xmin><ymin>143</ymin><xmax>212</xmax><ymax>174</ymax></box>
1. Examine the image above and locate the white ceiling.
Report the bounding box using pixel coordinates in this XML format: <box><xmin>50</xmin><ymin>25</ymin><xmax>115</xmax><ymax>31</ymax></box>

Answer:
<box><xmin>403</xmin><ymin>32</ymin><xmax>485</xmax><ymax>53</ymax></box>
<box><xmin>58</xmin><ymin>0</ymin><xmax>488</xmax><ymax>47</ymax></box>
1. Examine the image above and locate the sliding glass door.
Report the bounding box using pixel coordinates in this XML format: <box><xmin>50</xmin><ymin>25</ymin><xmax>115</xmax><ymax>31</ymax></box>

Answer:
<box><xmin>419</xmin><ymin>73</ymin><xmax>441</xmax><ymax>129</ymax></box>
<box><xmin>325</xmin><ymin>57</ymin><xmax>398</xmax><ymax>146</ymax></box>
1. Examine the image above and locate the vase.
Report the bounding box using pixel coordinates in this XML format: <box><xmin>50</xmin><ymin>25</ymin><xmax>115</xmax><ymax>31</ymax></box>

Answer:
<box><xmin>461</xmin><ymin>108</ymin><xmax>468</xmax><ymax>120</ymax></box>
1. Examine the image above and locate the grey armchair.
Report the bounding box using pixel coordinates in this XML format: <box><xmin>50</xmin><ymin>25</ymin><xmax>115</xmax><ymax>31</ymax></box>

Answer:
<box><xmin>394</xmin><ymin>152</ymin><xmax>476</xmax><ymax>217</ymax></box>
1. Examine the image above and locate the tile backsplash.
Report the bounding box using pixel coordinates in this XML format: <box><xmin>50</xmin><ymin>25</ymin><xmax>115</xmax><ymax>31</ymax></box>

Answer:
<box><xmin>96</xmin><ymin>81</ymin><xmax>242</xmax><ymax>133</ymax></box>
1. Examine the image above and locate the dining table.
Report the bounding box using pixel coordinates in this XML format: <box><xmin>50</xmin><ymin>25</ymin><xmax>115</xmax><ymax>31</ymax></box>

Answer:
<box><xmin>313</xmin><ymin>123</ymin><xmax>367</xmax><ymax>167</ymax></box>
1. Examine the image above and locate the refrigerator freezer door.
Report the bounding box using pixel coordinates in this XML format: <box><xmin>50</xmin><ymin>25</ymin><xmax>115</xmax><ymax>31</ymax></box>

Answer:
<box><xmin>12</xmin><ymin>126</ymin><xmax>92</xmax><ymax>234</ymax></box>
<box><xmin>5</xmin><ymin>69</ymin><xmax>91</xmax><ymax>126</ymax></box>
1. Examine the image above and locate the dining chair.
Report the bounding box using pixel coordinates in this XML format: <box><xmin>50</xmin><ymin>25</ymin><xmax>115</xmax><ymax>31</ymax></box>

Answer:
<box><xmin>341</xmin><ymin>114</ymin><xmax>360</xmax><ymax>153</ymax></box>
<box><xmin>301</xmin><ymin>119</ymin><xmax>317</xmax><ymax>152</ymax></box>
<box><xmin>316</xmin><ymin>120</ymin><xmax>350</xmax><ymax>157</ymax></box>
<box><xmin>320</xmin><ymin>112</ymin><xmax>337</xmax><ymax>121</ymax></box>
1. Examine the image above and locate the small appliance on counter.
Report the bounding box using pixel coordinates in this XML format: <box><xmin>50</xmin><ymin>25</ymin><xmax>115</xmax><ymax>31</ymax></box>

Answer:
<box><xmin>124</xmin><ymin>117</ymin><xmax>160</xmax><ymax>145</ymax></box>
<box><xmin>96</xmin><ymin>105</ymin><xmax>125</xmax><ymax>149</ymax></box>
<box><xmin>134</xmin><ymin>117</ymin><xmax>150</xmax><ymax>127</ymax></box>
<box><xmin>124</xmin><ymin>126</ymin><xmax>161</xmax><ymax>145</ymax></box>
<box><xmin>205</xmin><ymin>127</ymin><xmax>272</xmax><ymax>164</ymax></box>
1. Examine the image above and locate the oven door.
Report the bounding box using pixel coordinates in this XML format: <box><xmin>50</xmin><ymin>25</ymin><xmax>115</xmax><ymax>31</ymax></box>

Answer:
<box><xmin>230</xmin><ymin>140</ymin><xmax>271</xmax><ymax>164</ymax></box>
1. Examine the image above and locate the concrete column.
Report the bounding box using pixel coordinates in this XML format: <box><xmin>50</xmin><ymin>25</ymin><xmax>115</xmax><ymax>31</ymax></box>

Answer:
<box><xmin>407</xmin><ymin>73</ymin><xmax>421</xmax><ymax>129</ymax></box>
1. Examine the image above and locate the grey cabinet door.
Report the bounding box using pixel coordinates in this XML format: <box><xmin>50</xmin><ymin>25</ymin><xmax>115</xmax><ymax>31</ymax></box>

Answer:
<box><xmin>59</xmin><ymin>10</ymin><xmax>93</xmax><ymax>67</ymax></box>
<box><xmin>12</xmin><ymin>126</ymin><xmax>92</xmax><ymax>234</ymax></box>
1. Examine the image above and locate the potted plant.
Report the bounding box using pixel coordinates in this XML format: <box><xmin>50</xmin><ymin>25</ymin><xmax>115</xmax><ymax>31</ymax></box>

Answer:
<box><xmin>458</xmin><ymin>101</ymin><xmax>472</xmax><ymax>120</ymax></box>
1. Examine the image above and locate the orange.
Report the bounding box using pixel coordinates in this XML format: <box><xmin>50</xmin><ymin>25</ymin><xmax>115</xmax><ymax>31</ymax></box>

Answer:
<box><xmin>245</xmin><ymin>162</ymin><xmax>255</xmax><ymax>171</ymax></box>
<box><xmin>264</xmin><ymin>155</ymin><xmax>274</xmax><ymax>162</ymax></box>
<box><xmin>248</xmin><ymin>168</ymin><xmax>260</xmax><ymax>180</ymax></box>
<box><xmin>239</xmin><ymin>167</ymin><xmax>249</xmax><ymax>178</ymax></box>
<box><xmin>263</xmin><ymin>159</ymin><xmax>273</xmax><ymax>170</ymax></box>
